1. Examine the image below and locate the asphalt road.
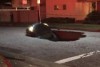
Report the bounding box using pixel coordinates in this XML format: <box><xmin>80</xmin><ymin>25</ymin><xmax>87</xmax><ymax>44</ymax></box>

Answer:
<box><xmin>0</xmin><ymin>27</ymin><xmax>100</xmax><ymax>67</ymax></box>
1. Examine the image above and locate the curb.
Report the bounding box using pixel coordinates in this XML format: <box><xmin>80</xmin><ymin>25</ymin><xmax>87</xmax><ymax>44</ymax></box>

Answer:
<box><xmin>0</xmin><ymin>50</ymin><xmax>69</xmax><ymax>67</ymax></box>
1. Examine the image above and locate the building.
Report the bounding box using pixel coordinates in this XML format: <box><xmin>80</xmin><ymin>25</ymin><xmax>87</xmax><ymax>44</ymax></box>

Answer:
<box><xmin>46</xmin><ymin>0</ymin><xmax>100</xmax><ymax>20</ymax></box>
<box><xmin>0</xmin><ymin>0</ymin><xmax>46</xmax><ymax>24</ymax></box>
<box><xmin>0</xmin><ymin>0</ymin><xmax>100</xmax><ymax>24</ymax></box>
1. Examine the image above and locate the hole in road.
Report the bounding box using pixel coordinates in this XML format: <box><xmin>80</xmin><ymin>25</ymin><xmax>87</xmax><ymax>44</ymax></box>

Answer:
<box><xmin>52</xmin><ymin>30</ymin><xmax>86</xmax><ymax>41</ymax></box>
<box><xmin>26</xmin><ymin>23</ymin><xmax>86</xmax><ymax>41</ymax></box>
<box><xmin>27</xmin><ymin>30</ymin><xmax>86</xmax><ymax>41</ymax></box>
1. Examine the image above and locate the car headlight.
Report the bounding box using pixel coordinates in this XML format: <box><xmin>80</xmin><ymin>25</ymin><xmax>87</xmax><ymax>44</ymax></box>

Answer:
<box><xmin>28</xmin><ymin>26</ymin><xmax>34</xmax><ymax>32</ymax></box>
<box><xmin>43</xmin><ymin>23</ymin><xmax>49</xmax><ymax>26</ymax></box>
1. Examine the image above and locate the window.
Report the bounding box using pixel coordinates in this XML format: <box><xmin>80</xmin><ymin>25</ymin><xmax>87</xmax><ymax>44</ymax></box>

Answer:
<box><xmin>63</xmin><ymin>4</ymin><xmax>66</xmax><ymax>10</ymax></box>
<box><xmin>22</xmin><ymin>0</ymin><xmax>28</xmax><ymax>5</ymax></box>
<box><xmin>54</xmin><ymin>5</ymin><xmax>59</xmax><ymax>10</ymax></box>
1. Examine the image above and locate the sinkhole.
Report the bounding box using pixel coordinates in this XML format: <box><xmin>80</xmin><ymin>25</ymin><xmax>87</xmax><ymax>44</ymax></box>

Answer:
<box><xmin>26</xmin><ymin>23</ymin><xmax>86</xmax><ymax>41</ymax></box>
<box><xmin>51</xmin><ymin>30</ymin><xmax>86</xmax><ymax>41</ymax></box>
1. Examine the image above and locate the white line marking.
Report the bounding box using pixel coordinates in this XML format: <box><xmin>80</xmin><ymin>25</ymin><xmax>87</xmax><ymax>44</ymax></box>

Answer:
<box><xmin>55</xmin><ymin>50</ymin><xmax>100</xmax><ymax>64</ymax></box>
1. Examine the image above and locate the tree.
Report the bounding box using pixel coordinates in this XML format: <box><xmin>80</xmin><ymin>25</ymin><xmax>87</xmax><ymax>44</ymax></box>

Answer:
<box><xmin>84</xmin><ymin>10</ymin><xmax>100</xmax><ymax>24</ymax></box>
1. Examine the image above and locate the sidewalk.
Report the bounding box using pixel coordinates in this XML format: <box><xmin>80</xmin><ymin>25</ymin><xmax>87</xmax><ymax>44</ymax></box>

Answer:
<box><xmin>1</xmin><ymin>22</ymin><xmax>100</xmax><ymax>32</ymax></box>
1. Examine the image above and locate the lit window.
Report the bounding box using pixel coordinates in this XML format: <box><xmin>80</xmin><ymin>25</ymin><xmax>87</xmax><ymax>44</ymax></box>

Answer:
<box><xmin>22</xmin><ymin>0</ymin><xmax>27</xmax><ymax>5</ymax></box>
<box><xmin>63</xmin><ymin>4</ymin><xmax>66</xmax><ymax>10</ymax></box>
<box><xmin>54</xmin><ymin>5</ymin><xmax>59</xmax><ymax>10</ymax></box>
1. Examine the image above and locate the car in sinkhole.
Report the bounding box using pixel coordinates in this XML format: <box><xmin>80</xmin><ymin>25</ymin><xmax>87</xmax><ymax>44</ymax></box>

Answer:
<box><xmin>26</xmin><ymin>23</ymin><xmax>85</xmax><ymax>41</ymax></box>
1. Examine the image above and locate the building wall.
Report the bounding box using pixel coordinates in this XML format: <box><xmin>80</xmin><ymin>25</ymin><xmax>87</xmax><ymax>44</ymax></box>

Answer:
<box><xmin>0</xmin><ymin>11</ymin><xmax>11</xmax><ymax>22</ymax></box>
<box><xmin>0</xmin><ymin>0</ymin><xmax>46</xmax><ymax>23</ymax></box>
<box><xmin>1</xmin><ymin>0</ymin><xmax>100</xmax><ymax>23</ymax></box>
<box><xmin>46</xmin><ymin>0</ymin><xmax>76</xmax><ymax>18</ymax></box>
<box><xmin>75</xmin><ymin>2</ymin><xmax>92</xmax><ymax>20</ymax></box>
<box><xmin>12</xmin><ymin>10</ymin><xmax>38</xmax><ymax>23</ymax></box>
<box><xmin>97</xmin><ymin>1</ymin><xmax>100</xmax><ymax>11</ymax></box>
<box><xmin>46</xmin><ymin>0</ymin><xmax>93</xmax><ymax>20</ymax></box>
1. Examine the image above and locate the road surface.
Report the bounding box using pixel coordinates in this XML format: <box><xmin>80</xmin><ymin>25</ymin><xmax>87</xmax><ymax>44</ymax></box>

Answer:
<box><xmin>0</xmin><ymin>27</ymin><xmax>100</xmax><ymax>67</ymax></box>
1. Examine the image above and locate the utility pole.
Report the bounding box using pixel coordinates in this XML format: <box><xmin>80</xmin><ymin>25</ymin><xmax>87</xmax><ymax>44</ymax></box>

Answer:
<box><xmin>37</xmin><ymin>0</ymin><xmax>41</xmax><ymax>23</ymax></box>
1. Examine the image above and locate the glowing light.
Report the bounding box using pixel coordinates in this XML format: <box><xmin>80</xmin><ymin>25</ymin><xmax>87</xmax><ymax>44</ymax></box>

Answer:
<box><xmin>22</xmin><ymin>0</ymin><xmax>27</xmax><ymax>5</ymax></box>
<box><xmin>28</xmin><ymin>26</ymin><xmax>34</xmax><ymax>32</ymax></box>
<box><xmin>37</xmin><ymin>0</ymin><xmax>40</xmax><ymax>4</ymax></box>
<box><xmin>16</xmin><ymin>7</ymin><xmax>17</xmax><ymax>11</ymax></box>
<box><xmin>43</xmin><ymin>23</ymin><xmax>49</xmax><ymax>26</ymax></box>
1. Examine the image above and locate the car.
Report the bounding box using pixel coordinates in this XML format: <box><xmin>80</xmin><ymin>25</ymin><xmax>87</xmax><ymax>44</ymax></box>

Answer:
<box><xmin>26</xmin><ymin>23</ymin><xmax>85</xmax><ymax>41</ymax></box>
<box><xmin>26</xmin><ymin>23</ymin><xmax>58</xmax><ymax>41</ymax></box>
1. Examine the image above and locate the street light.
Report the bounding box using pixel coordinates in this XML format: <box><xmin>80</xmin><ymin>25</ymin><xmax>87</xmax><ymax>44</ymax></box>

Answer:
<box><xmin>37</xmin><ymin>0</ymin><xmax>41</xmax><ymax>23</ymax></box>
<box><xmin>37</xmin><ymin>0</ymin><xmax>40</xmax><ymax>4</ymax></box>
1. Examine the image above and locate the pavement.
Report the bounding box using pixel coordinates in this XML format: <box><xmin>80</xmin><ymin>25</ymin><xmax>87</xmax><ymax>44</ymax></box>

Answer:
<box><xmin>0</xmin><ymin>27</ymin><xmax>100</xmax><ymax>67</ymax></box>
<box><xmin>0</xmin><ymin>49</ymin><xmax>68</xmax><ymax>67</ymax></box>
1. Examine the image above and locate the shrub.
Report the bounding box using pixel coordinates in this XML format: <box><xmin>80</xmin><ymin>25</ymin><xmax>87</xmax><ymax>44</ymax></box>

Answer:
<box><xmin>42</xmin><ymin>17</ymin><xmax>75</xmax><ymax>23</ymax></box>
<box><xmin>84</xmin><ymin>10</ymin><xmax>100</xmax><ymax>24</ymax></box>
